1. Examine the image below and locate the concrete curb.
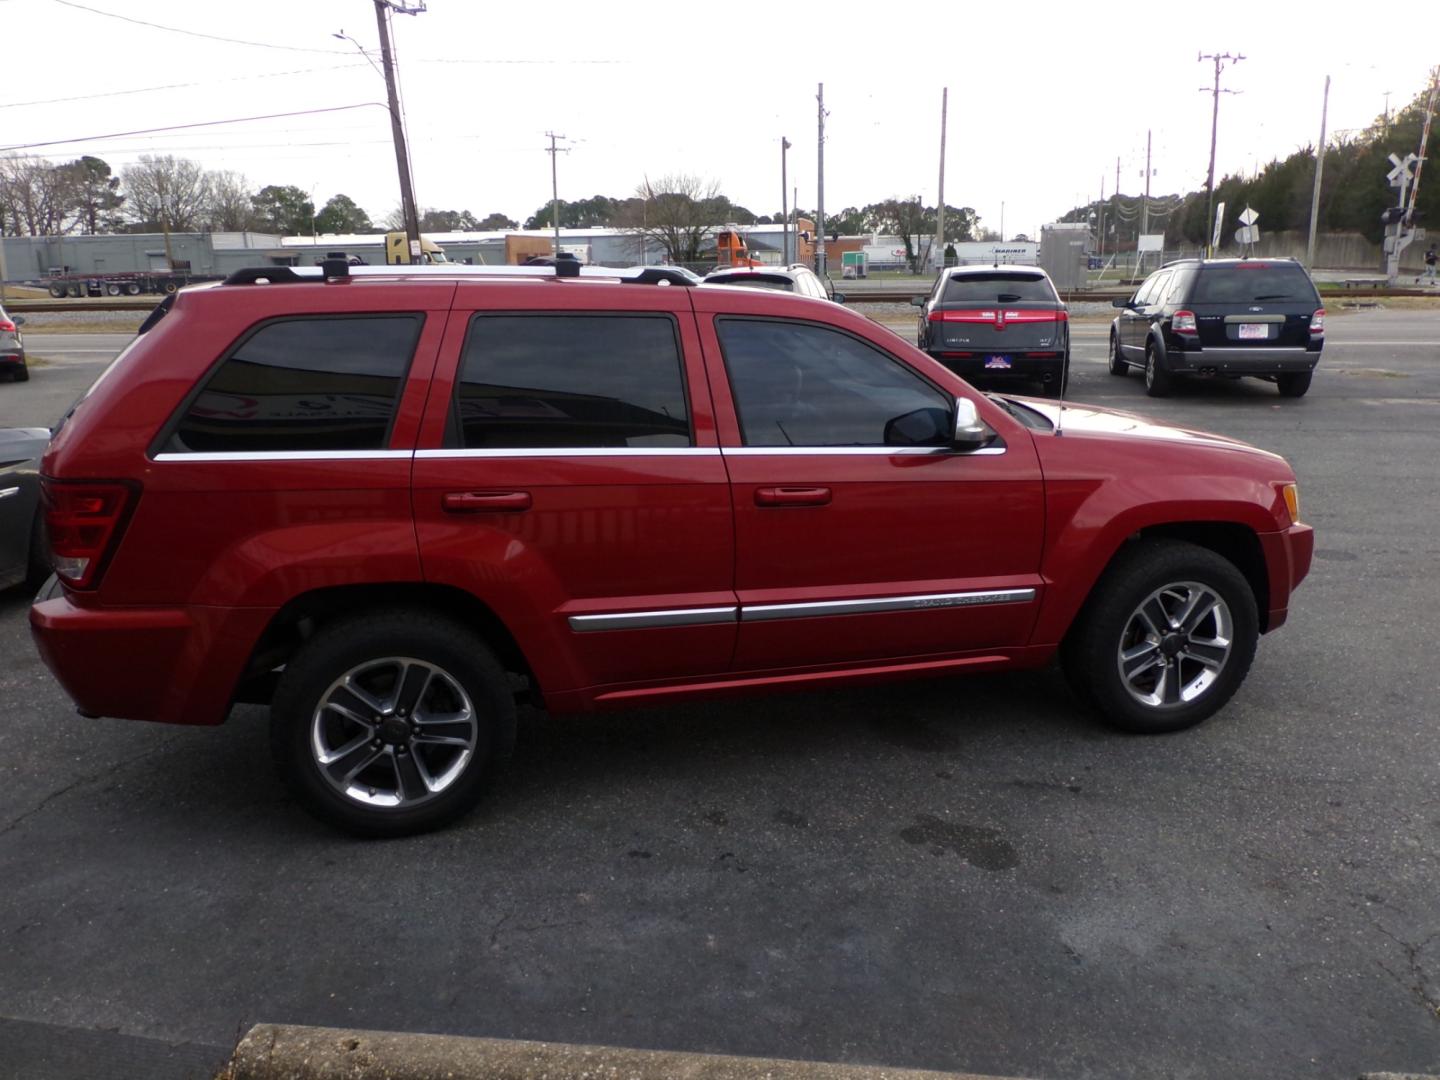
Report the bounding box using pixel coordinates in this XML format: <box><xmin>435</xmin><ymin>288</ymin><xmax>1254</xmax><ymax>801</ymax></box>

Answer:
<box><xmin>223</xmin><ymin>1024</ymin><xmax>1029</xmax><ymax>1080</ymax></box>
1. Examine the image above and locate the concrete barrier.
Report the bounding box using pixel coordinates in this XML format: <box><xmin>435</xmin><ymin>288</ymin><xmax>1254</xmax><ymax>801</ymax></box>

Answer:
<box><xmin>223</xmin><ymin>1025</ymin><xmax>1026</xmax><ymax>1080</ymax></box>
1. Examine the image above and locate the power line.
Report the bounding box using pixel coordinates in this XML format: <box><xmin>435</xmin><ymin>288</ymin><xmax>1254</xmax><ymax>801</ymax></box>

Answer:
<box><xmin>0</xmin><ymin>103</ymin><xmax>390</xmax><ymax>152</ymax></box>
<box><xmin>51</xmin><ymin>0</ymin><xmax>354</xmax><ymax>54</ymax></box>
<box><xmin>0</xmin><ymin>63</ymin><xmax>370</xmax><ymax>110</ymax></box>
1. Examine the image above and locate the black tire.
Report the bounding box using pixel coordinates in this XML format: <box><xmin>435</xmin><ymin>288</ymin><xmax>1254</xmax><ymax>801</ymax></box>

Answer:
<box><xmin>1108</xmin><ymin>329</ymin><xmax>1128</xmax><ymax>375</ymax></box>
<box><xmin>1276</xmin><ymin>371</ymin><xmax>1312</xmax><ymax>398</ymax></box>
<box><xmin>124</xmin><ymin>282</ymin><xmax>141</xmax><ymax>296</ymax></box>
<box><xmin>161</xmin><ymin>280</ymin><xmax>179</xmax><ymax>295</ymax></box>
<box><xmin>25</xmin><ymin>510</ymin><xmax>50</xmax><ymax>589</ymax></box>
<box><xmin>269</xmin><ymin>609</ymin><xmax>517</xmax><ymax>837</ymax></box>
<box><xmin>1060</xmin><ymin>539</ymin><xmax>1258</xmax><ymax>734</ymax></box>
<box><xmin>11</xmin><ymin>363</ymin><xmax>28</xmax><ymax>383</ymax></box>
<box><xmin>104</xmin><ymin>283</ymin><xmax>121</xmax><ymax>296</ymax></box>
<box><xmin>1143</xmin><ymin>341</ymin><xmax>1172</xmax><ymax>397</ymax></box>
<box><xmin>47</xmin><ymin>284</ymin><xmax>66</xmax><ymax>299</ymax></box>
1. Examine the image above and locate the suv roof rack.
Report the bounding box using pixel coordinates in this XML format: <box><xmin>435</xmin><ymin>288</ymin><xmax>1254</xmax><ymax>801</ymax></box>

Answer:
<box><xmin>222</xmin><ymin>263</ymin><xmax>695</xmax><ymax>287</ymax></box>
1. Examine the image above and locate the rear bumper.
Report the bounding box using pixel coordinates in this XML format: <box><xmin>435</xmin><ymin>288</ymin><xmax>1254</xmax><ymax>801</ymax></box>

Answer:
<box><xmin>930</xmin><ymin>352</ymin><xmax>1065</xmax><ymax>382</ymax></box>
<box><xmin>30</xmin><ymin>588</ymin><xmax>273</xmax><ymax>725</ymax></box>
<box><xmin>1169</xmin><ymin>345</ymin><xmax>1321</xmax><ymax>374</ymax></box>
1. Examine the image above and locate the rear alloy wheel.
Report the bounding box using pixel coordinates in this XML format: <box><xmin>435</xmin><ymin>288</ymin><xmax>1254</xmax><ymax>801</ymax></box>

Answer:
<box><xmin>1061</xmin><ymin>539</ymin><xmax>1258</xmax><ymax>733</ymax></box>
<box><xmin>1108</xmin><ymin>330</ymin><xmax>1128</xmax><ymax>375</ymax></box>
<box><xmin>1276</xmin><ymin>371</ymin><xmax>1312</xmax><ymax>398</ymax></box>
<box><xmin>1144</xmin><ymin>342</ymin><xmax>1172</xmax><ymax>397</ymax></box>
<box><xmin>270</xmin><ymin>610</ymin><xmax>516</xmax><ymax>837</ymax></box>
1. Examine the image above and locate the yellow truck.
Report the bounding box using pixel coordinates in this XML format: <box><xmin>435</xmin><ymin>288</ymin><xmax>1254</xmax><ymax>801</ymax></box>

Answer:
<box><xmin>384</xmin><ymin>232</ymin><xmax>450</xmax><ymax>265</ymax></box>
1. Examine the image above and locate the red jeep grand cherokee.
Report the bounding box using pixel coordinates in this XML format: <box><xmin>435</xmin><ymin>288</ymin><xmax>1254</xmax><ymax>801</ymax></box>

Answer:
<box><xmin>30</xmin><ymin>262</ymin><xmax>1313</xmax><ymax>836</ymax></box>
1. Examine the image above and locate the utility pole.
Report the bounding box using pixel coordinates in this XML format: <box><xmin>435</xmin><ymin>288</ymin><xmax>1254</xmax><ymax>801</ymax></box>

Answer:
<box><xmin>1306</xmin><ymin>75</ymin><xmax>1331</xmax><ymax>269</ymax></box>
<box><xmin>373</xmin><ymin>0</ymin><xmax>423</xmax><ymax>262</ymax></box>
<box><xmin>1199</xmin><ymin>51</ymin><xmax>1244</xmax><ymax>258</ymax></box>
<box><xmin>781</xmin><ymin>137</ymin><xmax>791</xmax><ymax>264</ymax></box>
<box><xmin>816</xmin><ymin>83</ymin><xmax>827</xmax><ymax>277</ymax></box>
<box><xmin>1141</xmin><ymin>129</ymin><xmax>1152</xmax><ymax>237</ymax></box>
<box><xmin>1383</xmin><ymin>90</ymin><xmax>1392</xmax><ymax>137</ymax></box>
<box><xmin>545</xmin><ymin>131</ymin><xmax>569</xmax><ymax>257</ymax></box>
<box><xmin>935</xmin><ymin>87</ymin><xmax>948</xmax><ymax>273</ymax></box>
<box><xmin>1000</xmin><ymin>201</ymin><xmax>1005</xmax><ymax>243</ymax></box>
<box><xmin>1097</xmin><ymin>175</ymin><xmax>1106</xmax><ymax>259</ymax></box>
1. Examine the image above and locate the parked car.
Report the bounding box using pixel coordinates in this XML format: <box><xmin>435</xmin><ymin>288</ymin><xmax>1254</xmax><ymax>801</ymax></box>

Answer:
<box><xmin>704</xmin><ymin>264</ymin><xmax>844</xmax><ymax>303</ymax></box>
<box><xmin>1109</xmin><ymin>257</ymin><xmax>1324</xmax><ymax>397</ymax></box>
<box><xmin>1</xmin><ymin>427</ymin><xmax>49</xmax><ymax>591</ymax></box>
<box><xmin>31</xmin><ymin>261</ymin><xmax>1313</xmax><ymax>836</ymax></box>
<box><xmin>1</xmin><ymin>304</ymin><xmax>27</xmax><ymax>382</ymax></box>
<box><xmin>913</xmin><ymin>265</ymin><xmax>1069</xmax><ymax>396</ymax></box>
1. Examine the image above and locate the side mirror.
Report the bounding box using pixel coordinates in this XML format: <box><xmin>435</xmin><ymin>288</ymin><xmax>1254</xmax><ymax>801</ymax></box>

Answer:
<box><xmin>952</xmin><ymin>398</ymin><xmax>995</xmax><ymax>452</ymax></box>
<box><xmin>909</xmin><ymin>295</ymin><xmax>926</xmax><ymax>307</ymax></box>
<box><xmin>1111</xmin><ymin>297</ymin><xmax>1131</xmax><ymax>309</ymax></box>
<box><xmin>831</xmin><ymin>292</ymin><xmax>847</xmax><ymax>305</ymax></box>
<box><xmin>11</xmin><ymin>315</ymin><xmax>25</xmax><ymax>326</ymax></box>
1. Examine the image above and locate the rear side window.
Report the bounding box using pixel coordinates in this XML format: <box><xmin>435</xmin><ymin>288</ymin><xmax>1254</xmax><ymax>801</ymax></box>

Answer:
<box><xmin>167</xmin><ymin>315</ymin><xmax>422</xmax><ymax>453</ymax></box>
<box><xmin>942</xmin><ymin>273</ymin><xmax>1055</xmax><ymax>303</ymax></box>
<box><xmin>453</xmin><ymin>314</ymin><xmax>690</xmax><ymax>449</ymax></box>
<box><xmin>1193</xmin><ymin>264</ymin><xmax>1319</xmax><ymax>304</ymax></box>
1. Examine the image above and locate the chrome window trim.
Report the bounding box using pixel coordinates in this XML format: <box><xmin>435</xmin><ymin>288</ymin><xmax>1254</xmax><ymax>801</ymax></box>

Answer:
<box><xmin>722</xmin><ymin>445</ymin><xmax>1006</xmax><ymax>457</ymax></box>
<box><xmin>568</xmin><ymin>605</ymin><xmax>738</xmax><ymax>632</ymax></box>
<box><xmin>416</xmin><ymin>447</ymin><xmax>719</xmax><ymax>459</ymax></box>
<box><xmin>153</xmin><ymin>450</ymin><xmax>414</xmax><ymax>462</ymax></box>
<box><xmin>742</xmin><ymin>588</ymin><xmax>1036</xmax><ymax>622</ymax></box>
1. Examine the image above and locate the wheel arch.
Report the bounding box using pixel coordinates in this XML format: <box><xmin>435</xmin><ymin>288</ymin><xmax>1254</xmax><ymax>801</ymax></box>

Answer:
<box><xmin>234</xmin><ymin>582</ymin><xmax>536</xmax><ymax>709</ymax></box>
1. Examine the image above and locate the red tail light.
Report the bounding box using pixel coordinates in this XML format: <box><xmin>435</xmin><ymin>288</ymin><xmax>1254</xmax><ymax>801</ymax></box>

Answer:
<box><xmin>42</xmin><ymin>480</ymin><xmax>138</xmax><ymax>589</ymax></box>
<box><xmin>1309</xmin><ymin>308</ymin><xmax>1325</xmax><ymax>335</ymax></box>
<box><xmin>1172</xmin><ymin>310</ymin><xmax>1198</xmax><ymax>334</ymax></box>
<box><xmin>0</xmin><ymin>319</ymin><xmax>16</xmax><ymax>333</ymax></box>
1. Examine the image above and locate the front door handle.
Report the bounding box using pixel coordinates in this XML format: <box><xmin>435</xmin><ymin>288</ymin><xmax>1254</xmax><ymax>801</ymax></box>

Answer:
<box><xmin>442</xmin><ymin>491</ymin><xmax>532</xmax><ymax>513</ymax></box>
<box><xmin>754</xmin><ymin>486</ymin><xmax>831</xmax><ymax>507</ymax></box>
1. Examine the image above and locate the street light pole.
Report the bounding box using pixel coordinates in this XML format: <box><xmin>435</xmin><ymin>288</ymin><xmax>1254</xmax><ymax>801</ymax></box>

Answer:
<box><xmin>1200</xmin><ymin>51</ymin><xmax>1244</xmax><ymax>258</ymax></box>
<box><xmin>372</xmin><ymin>1</ymin><xmax>422</xmax><ymax>262</ymax></box>
<box><xmin>781</xmin><ymin>137</ymin><xmax>791</xmax><ymax>265</ymax></box>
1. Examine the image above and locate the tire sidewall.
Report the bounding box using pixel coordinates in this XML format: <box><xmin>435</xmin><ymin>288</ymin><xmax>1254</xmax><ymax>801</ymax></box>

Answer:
<box><xmin>1067</xmin><ymin>541</ymin><xmax>1258</xmax><ymax>734</ymax></box>
<box><xmin>271</xmin><ymin>613</ymin><xmax>516</xmax><ymax>837</ymax></box>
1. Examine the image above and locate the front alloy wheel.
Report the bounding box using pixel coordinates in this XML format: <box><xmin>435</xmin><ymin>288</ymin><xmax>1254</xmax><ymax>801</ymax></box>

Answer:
<box><xmin>1115</xmin><ymin>582</ymin><xmax>1233</xmax><ymax>709</ymax></box>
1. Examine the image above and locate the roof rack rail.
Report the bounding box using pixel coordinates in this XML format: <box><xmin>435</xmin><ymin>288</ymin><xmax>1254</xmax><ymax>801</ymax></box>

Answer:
<box><xmin>221</xmin><ymin>263</ymin><xmax>695</xmax><ymax>287</ymax></box>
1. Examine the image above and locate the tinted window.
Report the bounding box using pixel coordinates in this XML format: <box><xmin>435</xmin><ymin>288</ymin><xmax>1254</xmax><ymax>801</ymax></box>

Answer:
<box><xmin>1193</xmin><ymin>264</ymin><xmax>1319</xmax><ymax>304</ymax></box>
<box><xmin>942</xmin><ymin>272</ymin><xmax>1055</xmax><ymax>303</ymax></box>
<box><xmin>1136</xmin><ymin>271</ymin><xmax>1170</xmax><ymax>306</ymax></box>
<box><xmin>718</xmin><ymin>319</ymin><xmax>951</xmax><ymax>448</ymax></box>
<box><xmin>1162</xmin><ymin>266</ymin><xmax>1194</xmax><ymax>304</ymax></box>
<box><xmin>454</xmin><ymin>315</ymin><xmax>690</xmax><ymax>449</ymax></box>
<box><xmin>169</xmin><ymin>315</ymin><xmax>421</xmax><ymax>453</ymax></box>
<box><xmin>709</xmin><ymin>273</ymin><xmax>796</xmax><ymax>292</ymax></box>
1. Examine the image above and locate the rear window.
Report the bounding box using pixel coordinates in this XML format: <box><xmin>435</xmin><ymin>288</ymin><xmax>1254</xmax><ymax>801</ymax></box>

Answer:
<box><xmin>709</xmin><ymin>274</ymin><xmax>796</xmax><ymax>292</ymax></box>
<box><xmin>942</xmin><ymin>273</ymin><xmax>1056</xmax><ymax>303</ymax></box>
<box><xmin>1193</xmin><ymin>264</ymin><xmax>1319</xmax><ymax>304</ymax></box>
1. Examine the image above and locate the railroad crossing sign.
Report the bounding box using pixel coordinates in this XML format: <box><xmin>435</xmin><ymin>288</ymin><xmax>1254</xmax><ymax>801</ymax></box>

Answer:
<box><xmin>1388</xmin><ymin>152</ymin><xmax>1419</xmax><ymax>188</ymax></box>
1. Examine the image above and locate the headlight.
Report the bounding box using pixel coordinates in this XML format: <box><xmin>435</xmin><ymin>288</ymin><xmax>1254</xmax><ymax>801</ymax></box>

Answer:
<box><xmin>1281</xmin><ymin>483</ymin><xmax>1301</xmax><ymax>524</ymax></box>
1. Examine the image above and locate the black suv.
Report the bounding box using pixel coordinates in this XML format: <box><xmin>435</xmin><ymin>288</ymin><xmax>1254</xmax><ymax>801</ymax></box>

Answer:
<box><xmin>1109</xmin><ymin>258</ymin><xmax>1324</xmax><ymax>397</ymax></box>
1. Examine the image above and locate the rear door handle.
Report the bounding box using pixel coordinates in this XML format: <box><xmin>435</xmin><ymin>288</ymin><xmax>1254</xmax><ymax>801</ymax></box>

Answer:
<box><xmin>442</xmin><ymin>491</ymin><xmax>532</xmax><ymax>513</ymax></box>
<box><xmin>754</xmin><ymin>486</ymin><xmax>831</xmax><ymax>507</ymax></box>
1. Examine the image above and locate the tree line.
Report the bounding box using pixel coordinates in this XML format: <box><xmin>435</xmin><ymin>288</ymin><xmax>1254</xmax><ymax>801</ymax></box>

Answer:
<box><xmin>1060</xmin><ymin>81</ymin><xmax>1439</xmax><ymax>249</ymax></box>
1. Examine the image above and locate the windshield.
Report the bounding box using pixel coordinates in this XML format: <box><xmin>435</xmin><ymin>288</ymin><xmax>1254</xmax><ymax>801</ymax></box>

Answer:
<box><xmin>942</xmin><ymin>273</ymin><xmax>1055</xmax><ymax>303</ymax></box>
<box><xmin>1193</xmin><ymin>264</ymin><xmax>1318</xmax><ymax>304</ymax></box>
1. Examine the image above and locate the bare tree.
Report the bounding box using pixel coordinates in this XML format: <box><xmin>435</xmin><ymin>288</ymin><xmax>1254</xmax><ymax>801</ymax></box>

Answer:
<box><xmin>206</xmin><ymin>170</ymin><xmax>259</xmax><ymax>231</ymax></box>
<box><xmin>0</xmin><ymin>155</ymin><xmax>80</xmax><ymax>235</ymax></box>
<box><xmin>616</xmin><ymin>174</ymin><xmax>723</xmax><ymax>263</ymax></box>
<box><xmin>121</xmin><ymin>155</ymin><xmax>211</xmax><ymax>231</ymax></box>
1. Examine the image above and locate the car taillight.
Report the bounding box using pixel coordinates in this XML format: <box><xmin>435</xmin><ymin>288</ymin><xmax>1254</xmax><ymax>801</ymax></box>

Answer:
<box><xmin>1309</xmin><ymin>308</ymin><xmax>1325</xmax><ymax>335</ymax></box>
<box><xmin>0</xmin><ymin>319</ymin><xmax>16</xmax><ymax>333</ymax></box>
<box><xmin>1172</xmin><ymin>310</ymin><xmax>1198</xmax><ymax>334</ymax></box>
<box><xmin>43</xmin><ymin>480</ymin><xmax>138</xmax><ymax>589</ymax></box>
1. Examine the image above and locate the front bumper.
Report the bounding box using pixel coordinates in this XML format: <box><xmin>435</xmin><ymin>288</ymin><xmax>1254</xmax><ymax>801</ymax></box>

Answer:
<box><xmin>1169</xmin><ymin>345</ymin><xmax>1321</xmax><ymax>375</ymax></box>
<box><xmin>1259</xmin><ymin>522</ymin><xmax>1315</xmax><ymax>632</ymax></box>
<box><xmin>30</xmin><ymin>585</ymin><xmax>273</xmax><ymax>726</ymax></box>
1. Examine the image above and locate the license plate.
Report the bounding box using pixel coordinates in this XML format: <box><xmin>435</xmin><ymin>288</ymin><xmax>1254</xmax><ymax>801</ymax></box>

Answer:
<box><xmin>984</xmin><ymin>355</ymin><xmax>1012</xmax><ymax>369</ymax></box>
<box><xmin>1238</xmin><ymin>323</ymin><xmax>1269</xmax><ymax>340</ymax></box>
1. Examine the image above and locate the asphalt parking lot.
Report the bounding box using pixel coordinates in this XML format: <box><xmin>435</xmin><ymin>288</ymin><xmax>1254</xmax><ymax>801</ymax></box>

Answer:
<box><xmin>1</xmin><ymin>306</ymin><xmax>1438</xmax><ymax>1080</ymax></box>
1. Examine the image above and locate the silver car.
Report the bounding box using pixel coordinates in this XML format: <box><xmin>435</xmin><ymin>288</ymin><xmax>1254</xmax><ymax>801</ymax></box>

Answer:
<box><xmin>0</xmin><ymin>427</ymin><xmax>48</xmax><ymax>591</ymax></box>
<box><xmin>0</xmin><ymin>304</ymin><xmax>27</xmax><ymax>382</ymax></box>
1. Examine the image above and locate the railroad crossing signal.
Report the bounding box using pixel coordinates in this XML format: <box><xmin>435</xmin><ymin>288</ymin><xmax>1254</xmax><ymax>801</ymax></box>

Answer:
<box><xmin>1388</xmin><ymin>152</ymin><xmax>1419</xmax><ymax>188</ymax></box>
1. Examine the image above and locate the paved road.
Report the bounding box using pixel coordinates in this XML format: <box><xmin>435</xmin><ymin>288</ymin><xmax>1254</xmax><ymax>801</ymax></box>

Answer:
<box><xmin>2</xmin><ymin>311</ymin><xmax>1438</xmax><ymax>1080</ymax></box>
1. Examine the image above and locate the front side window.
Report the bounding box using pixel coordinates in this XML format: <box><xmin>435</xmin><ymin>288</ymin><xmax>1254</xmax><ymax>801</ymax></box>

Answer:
<box><xmin>453</xmin><ymin>314</ymin><xmax>690</xmax><ymax>449</ymax></box>
<box><xmin>168</xmin><ymin>315</ymin><xmax>422</xmax><ymax>453</ymax></box>
<box><xmin>717</xmin><ymin>318</ymin><xmax>951</xmax><ymax>448</ymax></box>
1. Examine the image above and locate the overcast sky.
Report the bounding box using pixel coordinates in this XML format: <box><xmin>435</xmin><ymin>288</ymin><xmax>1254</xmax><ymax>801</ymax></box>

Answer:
<box><xmin>3</xmin><ymin>0</ymin><xmax>1436</xmax><ymax>239</ymax></box>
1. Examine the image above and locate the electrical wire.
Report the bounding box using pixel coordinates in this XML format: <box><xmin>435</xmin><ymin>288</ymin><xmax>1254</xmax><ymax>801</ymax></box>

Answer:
<box><xmin>51</xmin><ymin>0</ymin><xmax>355</xmax><ymax>54</ymax></box>
<box><xmin>0</xmin><ymin>63</ymin><xmax>371</xmax><ymax>110</ymax></box>
<box><xmin>0</xmin><ymin>103</ymin><xmax>390</xmax><ymax>152</ymax></box>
